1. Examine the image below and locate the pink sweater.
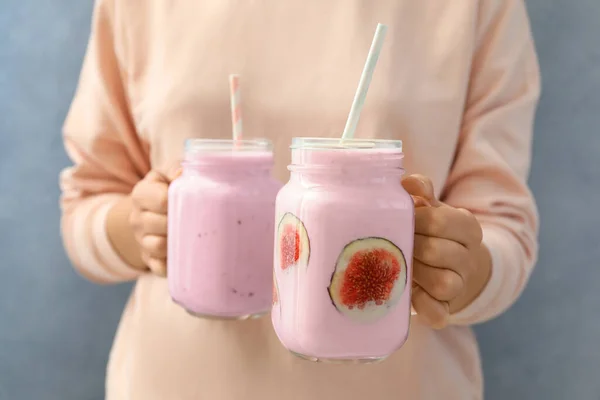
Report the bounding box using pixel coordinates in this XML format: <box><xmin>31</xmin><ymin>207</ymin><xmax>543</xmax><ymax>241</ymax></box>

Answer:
<box><xmin>60</xmin><ymin>0</ymin><xmax>540</xmax><ymax>398</ymax></box>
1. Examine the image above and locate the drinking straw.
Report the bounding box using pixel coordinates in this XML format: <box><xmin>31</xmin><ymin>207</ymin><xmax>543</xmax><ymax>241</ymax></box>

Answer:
<box><xmin>341</xmin><ymin>23</ymin><xmax>388</xmax><ymax>141</ymax></box>
<box><xmin>229</xmin><ymin>74</ymin><xmax>243</xmax><ymax>142</ymax></box>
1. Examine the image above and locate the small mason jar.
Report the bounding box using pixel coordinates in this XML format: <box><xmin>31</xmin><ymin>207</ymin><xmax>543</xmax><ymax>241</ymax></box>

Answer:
<box><xmin>168</xmin><ymin>139</ymin><xmax>282</xmax><ymax>319</ymax></box>
<box><xmin>271</xmin><ymin>137</ymin><xmax>414</xmax><ymax>363</ymax></box>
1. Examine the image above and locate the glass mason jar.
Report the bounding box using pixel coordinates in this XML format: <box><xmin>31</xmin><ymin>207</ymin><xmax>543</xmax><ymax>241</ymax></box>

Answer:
<box><xmin>272</xmin><ymin>138</ymin><xmax>414</xmax><ymax>363</ymax></box>
<box><xmin>168</xmin><ymin>139</ymin><xmax>282</xmax><ymax>319</ymax></box>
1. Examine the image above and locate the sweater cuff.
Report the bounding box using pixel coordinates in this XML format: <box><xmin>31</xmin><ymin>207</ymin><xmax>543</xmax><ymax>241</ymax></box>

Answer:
<box><xmin>448</xmin><ymin>226</ymin><xmax>509</xmax><ymax>325</ymax></box>
<box><xmin>66</xmin><ymin>194</ymin><xmax>144</xmax><ymax>283</ymax></box>
<box><xmin>93</xmin><ymin>197</ymin><xmax>143</xmax><ymax>281</ymax></box>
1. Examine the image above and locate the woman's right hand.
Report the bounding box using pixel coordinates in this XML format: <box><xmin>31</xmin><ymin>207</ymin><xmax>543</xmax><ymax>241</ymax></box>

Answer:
<box><xmin>129</xmin><ymin>169</ymin><xmax>179</xmax><ymax>277</ymax></box>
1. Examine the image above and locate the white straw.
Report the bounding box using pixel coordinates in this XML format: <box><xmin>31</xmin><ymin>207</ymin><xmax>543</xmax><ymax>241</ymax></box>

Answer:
<box><xmin>229</xmin><ymin>74</ymin><xmax>243</xmax><ymax>142</ymax></box>
<box><xmin>341</xmin><ymin>23</ymin><xmax>388</xmax><ymax>141</ymax></box>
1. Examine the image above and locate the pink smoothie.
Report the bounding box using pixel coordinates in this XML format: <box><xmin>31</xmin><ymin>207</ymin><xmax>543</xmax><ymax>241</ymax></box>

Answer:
<box><xmin>272</xmin><ymin>138</ymin><xmax>414</xmax><ymax>362</ymax></box>
<box><xmin>168</xmin><ymin>139</ymin><xmax>282</xmax><ymax>319</ymax></box>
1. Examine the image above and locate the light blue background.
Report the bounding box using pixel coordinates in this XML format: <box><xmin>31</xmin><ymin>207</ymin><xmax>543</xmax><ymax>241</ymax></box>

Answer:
<box><xmin>1</xmin><ymin>1</ymin><xmax>599</xmax><ymax>399</ymax></box>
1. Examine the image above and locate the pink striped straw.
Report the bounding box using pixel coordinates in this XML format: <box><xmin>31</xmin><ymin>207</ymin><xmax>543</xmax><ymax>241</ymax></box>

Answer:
<box><xmin>229</xmin><ymin>74</ymin><xmax>243</xmax><ymax>142</ymax></box>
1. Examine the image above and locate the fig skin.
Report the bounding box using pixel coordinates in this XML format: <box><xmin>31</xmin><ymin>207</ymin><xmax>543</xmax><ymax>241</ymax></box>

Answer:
<box><xmin>272</xmin><ymin>271</ymin><xmax>279</xmax><ymax>306</ymax></box>
<box><xmin>276</xmin><ymin>212</ymin><xmax>311</xmax><ymax>270</ymax></box>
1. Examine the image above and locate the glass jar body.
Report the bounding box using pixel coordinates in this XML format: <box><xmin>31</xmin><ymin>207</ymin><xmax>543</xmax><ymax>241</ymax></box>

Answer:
<box><xmin>272</xmin><ymin>138</ymin><xmax>414</xmax><ymax>362</ymax></box>
<box><xmin>168</xmin><ymin>139</ymin><xmax>282</xmax><ymax>319</ymax></box>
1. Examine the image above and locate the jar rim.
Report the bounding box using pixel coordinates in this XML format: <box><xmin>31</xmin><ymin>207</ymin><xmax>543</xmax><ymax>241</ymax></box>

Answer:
<box><xmin>290</xmin><ymin>137</ymin><xmax>402</xmax><ymax>151</ymax></box>
<box><xmin>185</xmin><ymin>138</ymin><xmax>272</xmax><ymax>152</ymax></box>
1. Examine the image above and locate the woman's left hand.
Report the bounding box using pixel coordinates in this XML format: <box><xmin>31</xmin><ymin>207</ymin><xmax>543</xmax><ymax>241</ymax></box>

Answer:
<box><xmin>402</xmin><ymin>175</ymin><xmax>493</xmax><ymax>329</ymax></box>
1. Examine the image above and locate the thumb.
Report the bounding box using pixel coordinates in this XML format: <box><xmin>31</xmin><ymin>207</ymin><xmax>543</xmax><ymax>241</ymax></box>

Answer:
<box><xmin>164</xmin><ymin>162</ymin><xmax>183</xmax><ymax>183</ymax></box>
<box><xmin>412</xmin><ymin>195</ymin><xmax>432</xmax><ymax>208</ymax></box>
<box><xmin>145</xmin><ymin>167</ymin><xmax>181</xmax><ymax>185</ymax></box>
<box><xmin>168</xmin><ymin>166</ymin><xmax>182</xmax><ymax>182</ymax></box>
<box><xmin>145</xmin><ymin>170</ymin><xmax>170</xmax><ymax>184</ymax></box>
<box><xmin>402</xmin><ymin>174</ymin><xmax>440</xmax><ymax>206</ymax></box>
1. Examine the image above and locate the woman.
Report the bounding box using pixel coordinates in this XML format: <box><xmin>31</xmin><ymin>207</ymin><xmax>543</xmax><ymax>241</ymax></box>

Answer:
<box><xmin>60</xmin><ymin>0</ymin><xmax>540</xmax><ymax>398</ymax></box>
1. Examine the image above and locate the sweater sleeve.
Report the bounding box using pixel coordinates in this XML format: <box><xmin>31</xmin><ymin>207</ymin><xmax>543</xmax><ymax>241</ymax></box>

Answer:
<box><xmin>60</xmin><ymin>0</ymin><xmax>149</xmax><ymax>283</ymax></box>
<box><xmin>444</xmin><ymin>0</ymin><xmax>541</xmax><ymax>325</ymax></box>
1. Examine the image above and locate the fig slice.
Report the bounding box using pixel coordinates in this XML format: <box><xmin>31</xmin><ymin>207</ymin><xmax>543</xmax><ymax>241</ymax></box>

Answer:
<box><xmin>328</xmin><ymin>237</ymin><xmax>407</xmax><ymax>323</ymax></box>
<box><xmin>276</xmin><ymin>212</ymin><xmax>310</xmax><ymax>271</ymax></box>
<box><xmin>272</xmin><ymin>270</ymin><xmax>279</xmax><ymax>306</ymax></box>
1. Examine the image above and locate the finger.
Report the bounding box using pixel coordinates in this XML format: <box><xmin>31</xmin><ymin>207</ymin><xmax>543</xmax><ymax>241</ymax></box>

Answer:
<box><xmin>411</xmin><ymin>284</ymin><xmax>449</xmax><ymax>329</ymax></box>
<box><xmin>141</xmin><ymin>235</ymin><xmax>168</xmax><ymax>259</ymax></box>
<box><xmin>142</xmin><ymin>254</ymin><xmax>167</xmax><ymax>277</ymax></box>
<box><xmin>131</xmin><ymin>181</ymin><xmax>169</xmax><ymax>213</ymax></box>
<box><xmin>140</xmin><ymin>212</ymin><xmax>168</xmax><ymax>236</ymax></box>
<box><xmin>148</xmin><ymin>258</ymin><xmax>167</xmax><ymax>277</ymax></box>
<box><xmin>456</xmin><ymin>208</ymin><xmax>483</xmax><ymax>244</ymax></box>
<box><xmin>129</xmin><ymin>206</ymin><xmax>142</xmax><ymax>230</ymax></box>
<box><xmin>402</xmin><ymin>175</ymin><xmax>440</xmax><ymax>205</ymax></box>
<box><xmin>415</xmin><ymin>206</ymin><xmax>482</xmax><ymax>247</ymax></box>
<box><xmin>413</xmin><ymin>234</ymin><xmax>470</xmax><ymax>272</ymax></box>
<box><xmin>129</xmin><ymin>208</ymin><xmax>147</xmax><ymax>246</ymax></box>
<box><xmin>412</xmin><ymin>260</ymin><xmax>464</xmax><ymax>301</ymax></box>
<box><xmin>412</xmin><ymin>195</ymin><xmax>432</xmax><ymax>208</ymax></box>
